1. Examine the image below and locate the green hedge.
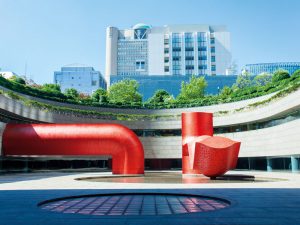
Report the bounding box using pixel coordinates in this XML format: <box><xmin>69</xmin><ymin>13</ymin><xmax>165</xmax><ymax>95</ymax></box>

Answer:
<box><xmin>1</xmin><ymin>74</ymin><xmax>300</xmax><ymax>109</ymax></box>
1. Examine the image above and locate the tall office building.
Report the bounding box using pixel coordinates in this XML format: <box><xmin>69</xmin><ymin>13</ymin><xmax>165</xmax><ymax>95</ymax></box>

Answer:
<box><xmin>54</xmin><ymin>64</ymin><xmax>106</xmax><ymax>95</ymax></box>
<box><xmin>105</xmin><ymin>23</ymin><xmax>232</xmax><ymax>83</ymax></box>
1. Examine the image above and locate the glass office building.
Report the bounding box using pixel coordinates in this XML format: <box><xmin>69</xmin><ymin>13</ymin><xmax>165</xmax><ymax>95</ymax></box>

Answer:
<box><xmin>110</xmin><ymin>75</ymin><xmax>237</xmax><ymax>101</ymax></box>
<box><xmin>243</xmin><ymin>62</ymin><xmax>300</xmax><ymax>75</ymax></box>
<box><xmin>105</xmin><ymin>23</ymin><xmax>232</xmax><ymax>85</ymax></box>
<box><xmin>54</xmin><ymin>64</ymin><xmax>106</xmax><ymax>95</ymax></box>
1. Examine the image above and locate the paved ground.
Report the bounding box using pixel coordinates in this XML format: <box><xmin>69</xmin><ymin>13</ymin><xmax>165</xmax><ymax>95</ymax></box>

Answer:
<box><xmin>0</xmin><ymin>171</ymin><xmax>300</xmax><ymax>225</ymax></box>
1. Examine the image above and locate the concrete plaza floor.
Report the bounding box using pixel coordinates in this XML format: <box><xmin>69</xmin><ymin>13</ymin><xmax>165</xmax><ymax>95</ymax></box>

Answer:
<box><xmin>0</xmin><ymin>170</ymin><xmax>300</xmax><ymax>225</ymax></box>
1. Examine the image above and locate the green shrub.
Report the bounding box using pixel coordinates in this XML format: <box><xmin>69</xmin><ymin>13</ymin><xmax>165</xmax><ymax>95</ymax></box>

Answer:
<box><xmin>291</xmin><ymin>69</ymin><xmax>300</xmax><ymax>80</ymax></box>
<box><xmin>65</xmin><ymin>88</ymin><xmax>79</xmax><ymax>99</ymax></box>
<box><xmin>92</xmin><ymin>88</ymin><xmax>108</xmax><ymax>103</ymax></box>
<box><xmin>9</xmin><ymin>75</ymin><xmax>26</xmax><ymax>85</ymax></box>
<box><xmin>272</xmin><ymin>69</ymin><xmax>290</xmax><ymax>83</ymax></box>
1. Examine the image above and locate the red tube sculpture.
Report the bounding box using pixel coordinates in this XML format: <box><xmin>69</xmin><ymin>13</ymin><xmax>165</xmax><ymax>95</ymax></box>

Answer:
<box><xmin>3</xmin><ymin>124</ymin><xmax>144</xmax><ymax>175</ymax></box>
<box><xmin>182</xmin><ymin>112</ymin><xmax>241</xmax><ymax>177</ymax></box>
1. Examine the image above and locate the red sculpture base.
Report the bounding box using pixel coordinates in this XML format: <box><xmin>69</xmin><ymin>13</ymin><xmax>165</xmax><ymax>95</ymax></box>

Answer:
<box><xmin>3</xmin><ymin>124</ymin><xmax>144</xmax><ymax>175</ymax></box>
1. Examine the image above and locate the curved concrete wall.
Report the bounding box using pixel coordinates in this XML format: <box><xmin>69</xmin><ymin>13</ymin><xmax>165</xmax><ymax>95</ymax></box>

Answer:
<box><xmin>0</xmin><ymin>86</ymin><xmax>300</xmax><ymax>159</ymax></box>
<box><xmin>140</xmin><ymin>119</ymin><xmax>300</xmax><ymax>159</ymax></box>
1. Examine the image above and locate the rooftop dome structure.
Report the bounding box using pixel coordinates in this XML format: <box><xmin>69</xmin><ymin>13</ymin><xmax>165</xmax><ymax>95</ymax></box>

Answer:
<box><xmin>132</xmin><ymin>23</ymin><xmax>152</xmax><ymax>30</ymax></box>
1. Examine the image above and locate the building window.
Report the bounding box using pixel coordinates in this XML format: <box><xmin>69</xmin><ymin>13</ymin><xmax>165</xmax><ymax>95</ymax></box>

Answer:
<box><xmin>91</xmin><ymin>80</ymin><xmax>97</xmax><ymax>86</ymax></box>
<box><xmin>211</xmin><ymin>47</ymin><xmax>215</xmax><ymax>53</ymax></box>
<box><xmin>211</xmin><ymin>56</ymin><xmax>216</xmax><ymax>62</ymax></box>
<box><xmin>210</xmin><ymin>38</ymin><xmax>215</xmax><ymax>44</ymax></box>
<box><xmin>172</xmin><ymin>47</ymin><xmax>181</xmax><ymax>52</ymax></box>
<box><xmin>185</xmin><ymin>65</ymin><xmax>194</xmax><ymax>70</ymax></box>
<box><xmin>185</xmin><ymin>56</ymin><xmax>194</xmax><ymax>60</ymax></box>
<box><xmin>164</xmin><ymin>48</ymin><xmax>169</xmax><ymax>54</ymax></box>
<box><xmin>198</xmin><ymin>65</ymin><xmax>207</xmax><ymax>70</ymax></box>
<box><xmin>211</xmin><ymin>65</ymin><xmax>216</xmax><ymax>71</ymax></box>
<box><xmin>198</xmin><ymin>46</ymin><xmax>207</xmax><ymax>51</ymax></box>
<box><xmin>164</xmin><ymin>57</ymin><xmax>169</xmax><ymax>63</ymax></box>
<box><xmin>185</xmin><ymin>47</ymin><xmax>194</xmax><ymax>51</ymax></box>
<box><xmin>164</xmin><ymin>66</ymin><xmax>169</xmax><ymax>72</ymax></box>
<box><xmin>136</xmin><ymin>61</ymin><xmax>145</xmax><ymax>71</ymax></box>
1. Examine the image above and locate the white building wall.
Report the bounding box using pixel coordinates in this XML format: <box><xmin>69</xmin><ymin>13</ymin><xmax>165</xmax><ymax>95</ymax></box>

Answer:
<box><xmin>105</xmin><ymin>27</ymin><xmax>118</xmax><ymax>85</ymax></box>
<box><xmin>214</xmin><ymin>31</ymin><xmax>231</xmax><ymax>75</ymax></box>
<box><xmin>148</xmin><ymin>32</ymin><xmax>165</xmax><ymax>75</ymax></box>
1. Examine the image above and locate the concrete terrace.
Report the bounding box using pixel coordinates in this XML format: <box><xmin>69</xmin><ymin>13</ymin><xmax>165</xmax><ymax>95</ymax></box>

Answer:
<box><xmin>0</xmin><ymin>171</ymin><xmax>300</xmax><ymax>225</ymax></box>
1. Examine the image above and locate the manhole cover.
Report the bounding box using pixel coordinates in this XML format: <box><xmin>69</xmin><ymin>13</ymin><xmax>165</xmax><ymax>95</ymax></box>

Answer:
<box><xmin>39</xmin><ymin>194</ymin><xmax>230</xmax><ymax>216</ymax></box>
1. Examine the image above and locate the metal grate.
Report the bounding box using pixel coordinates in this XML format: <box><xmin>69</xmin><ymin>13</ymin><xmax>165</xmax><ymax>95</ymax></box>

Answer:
<box><xmin>40</xmin><ymin>194</ymin><xmax>230</xmax><ymax>216</ymax></box>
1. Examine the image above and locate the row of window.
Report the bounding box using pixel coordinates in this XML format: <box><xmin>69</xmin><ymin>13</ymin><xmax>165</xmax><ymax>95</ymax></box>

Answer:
<box><xmin>170</xmin><ymin>47</ymin><xmax>209</xmax><ymax>52</ymax></box>
<box><xmin>132</xmin><ymin>110</ymin><xmax>300</xmax><ymax>137</ymax></box>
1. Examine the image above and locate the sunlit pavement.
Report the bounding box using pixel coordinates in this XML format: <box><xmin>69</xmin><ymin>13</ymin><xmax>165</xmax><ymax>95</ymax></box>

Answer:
<box><xmin>0</xmin><ymin>170</ymin><xmax>300</xmax><ymax>225</ymax></box>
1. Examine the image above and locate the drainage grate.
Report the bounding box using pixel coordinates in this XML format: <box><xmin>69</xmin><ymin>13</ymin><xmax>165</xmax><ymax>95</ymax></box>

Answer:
<box><xmin>39</xmin><ymin>194</ymin><xmax>230</xmax><ymax>216</ymax></box>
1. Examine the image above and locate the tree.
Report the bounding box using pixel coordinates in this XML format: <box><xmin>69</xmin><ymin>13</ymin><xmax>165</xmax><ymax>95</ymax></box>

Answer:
<box><xmin>219</xmin><ymin>86</ymin><xmax>232</xmax><ymax>98</ymax></box>
<box><xmin>65</xmin><ymin>88</ymin><xmax>79</xmax><ymax>99</ymax></box>
<box><xmin>291</xmin><ymin>69</ymin><xmax>300</xmax><ymax>80</ymax></box>
<box><xmin>254</xmin><ymin>72</ymin><xmax>272</xmax><ymax>86</ymax></box>
<box><xmin>147</xmin><ymin>89</ymin><xmax>174</xmax><ymax>104</ymax></box>
<box><xmin>234</xmin><ymin>71</ymin><xmax>252</xmax><ymax>89</ymax></box>
<box><xmin>92</xmin><ymin>88</ymin><xmax>108</xmax><ymax>103</ymax></box>
<box><xmin>272</xmin><ymin>69</ymin><xmax>290</xmax><ymax>83</ymax></box>
<box><xmin>9</xmin><ymin>75</ymin><xmax>26</xmax><ymax>85</ymax></box>
<box><xmin>41</xmin><ymin>83</ymin><xmax>61</xmax><ymax>93</ymax></box>
<box><xmin>177</xmin><ymin>75</ymin><xmax>207</xmax><ymax>101</ymax></box>
<box><xmin>108</xmin><ymin>79</ymin><xmax>142</xmax><ymax>104</ymax></box>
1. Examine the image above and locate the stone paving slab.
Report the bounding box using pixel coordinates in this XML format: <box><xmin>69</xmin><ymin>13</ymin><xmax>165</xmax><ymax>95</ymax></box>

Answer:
<box><xmin>0</xmin><ymin>171</ymin><xmax>300</xmax><ymax>224</ymax></box>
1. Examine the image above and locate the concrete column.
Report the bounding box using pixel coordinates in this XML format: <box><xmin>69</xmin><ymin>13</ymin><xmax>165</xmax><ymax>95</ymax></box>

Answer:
<box><xmin>291</xmin><ymin>156</ymin><xmax>299</xmax><ymax>173</ymax></box>
<box><xmin>267</xmin><ymin>158</ymin><xmax>273</xmax><ymax>172</ymax></box>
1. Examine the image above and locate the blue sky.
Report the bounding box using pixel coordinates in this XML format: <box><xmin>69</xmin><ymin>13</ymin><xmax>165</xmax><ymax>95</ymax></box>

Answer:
<box><xmin>1</xmin><ymin>0</ymin><xmax>300</xmax><ymax>84</ymax></box>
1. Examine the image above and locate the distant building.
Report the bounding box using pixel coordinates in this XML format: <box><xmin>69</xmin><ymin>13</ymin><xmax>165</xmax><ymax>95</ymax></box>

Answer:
<box><xmin>110</xmin><ymin>75</ymin><xmax>237</xmax><ymax>101</ymax></box>
<box><xmin>106</xmin><ymin>23</ymin><xmax>232</xmax><ymax>85</ymax></box>
<box><xmin>0</xmin><ymin>71</ymin><xmax>19</xmax><ymax>80</ymax></box>
<box><xmin>243</xmin><ymin>62</ymin><xmax>300</xmax><ymax>75</ymax></box>
<box><xmin>54</xmin><ymin>64</ymin><xmax>106</xmax><ymax>95</ymax></box>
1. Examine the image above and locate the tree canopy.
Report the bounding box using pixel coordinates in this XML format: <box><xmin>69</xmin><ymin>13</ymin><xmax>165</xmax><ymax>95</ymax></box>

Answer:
<box><xmin>92</xmin><ymin>88</ymin><xmax>108</xmax><ymax>103</ymax></box>
<box><xmin>9</xmin><ymin>75</ymin><xmax>26</xmax><ymax>85</ymax></box>
<box><xmin>177</xmin><ymin>75</ymin><xmax>207</xmax><ymax>101</ymax></box>
<box><xmin>272</xmin><ymin>69</ymin><xmax>290</xmax><ymax>83</ymax></box>
<box><xmin>108</xmin><ymin>79</ymin><xmax>142</xmax><ymax>104</ymax></box>
<box><xmin>233</xmin><ymin>71</ymin><xmax>253</xmax><ymax>89</ymax></box>
<box><xmin>147</xmin><ymin>89</ymin><xmax>174</xmax><ymax>104</ymax></box>
<box><xmin>41</xmin><ymin>83</ymin><xmax>61</xmax><ymax>93</ymax></box>
<box><xmin>254</xmin><ymin>72</ymin><xmax>272</xmax><ymax>86</ymax></box>
<box><xmin>65</xmin><ymin>88</ymin><xmax>79</xmax><ymax>99</ymax></box>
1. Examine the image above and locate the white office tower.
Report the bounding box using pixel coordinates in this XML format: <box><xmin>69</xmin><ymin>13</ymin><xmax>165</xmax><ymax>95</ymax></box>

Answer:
<box><xmin>105</xmin><ymin>23</ymin><xmax>231</xmax><ymax>81</ymax></box>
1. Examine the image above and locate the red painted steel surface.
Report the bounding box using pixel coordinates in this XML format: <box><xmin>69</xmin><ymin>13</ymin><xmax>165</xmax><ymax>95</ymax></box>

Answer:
<box><xmin>3</xmin><ymin>124</ymin><xmax>144</xmax><ymax>174</ymax></box>
<box><xmin>182</xmin><ymin>112</ymin><xmax>241</xmax><ymax>177</ymax></box>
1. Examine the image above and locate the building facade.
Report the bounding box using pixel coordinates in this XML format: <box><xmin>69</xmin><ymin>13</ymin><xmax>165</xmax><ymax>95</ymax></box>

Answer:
<box><xmin>110</xmin><ymin>75</ymin><xmax>237</xmax><ymax>101</ymax></box>
<box><xmin>54</xmin><ymin>64</ymin><xmax>106</xmax><ymax>95</ymax></box>
<box><xmin>105</xmin><ymin>23</ymin><xmax>232</xmax><ymax>84</ymax></box>
<box><xmin>243</xmin><ymin>62</ymin><xmax>300</xmax><ymax>75</ymax></box>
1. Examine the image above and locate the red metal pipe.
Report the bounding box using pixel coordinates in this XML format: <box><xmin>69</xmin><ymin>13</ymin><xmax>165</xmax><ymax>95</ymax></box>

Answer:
<box><xmin>2</xmin><ymin>124</ymin><xmax>144</xmax><ymax>175</ymax></box>
<box><xmin>182</xmin><ymin>112</ymin><xmax>213</xmax><ymax>174</ymax></box>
